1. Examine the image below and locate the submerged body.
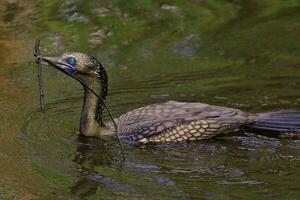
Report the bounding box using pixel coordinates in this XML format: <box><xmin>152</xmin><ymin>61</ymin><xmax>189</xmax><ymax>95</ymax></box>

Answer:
<box><xmin>39</xmin><ymin>52</ymin><xmax>300</xmax><ymax>144</ymax></box>
<box><xmin>106</xmin><ymin>101</ymin><xmax>255</xmax><ymax>144</ymax></box>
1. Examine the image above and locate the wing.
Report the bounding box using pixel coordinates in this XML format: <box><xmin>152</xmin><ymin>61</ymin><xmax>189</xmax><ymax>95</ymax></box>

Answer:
<box><xmin>108</xmin><ymin>101</ymin><xmax>253</xmax><ymax>143</ymax></box>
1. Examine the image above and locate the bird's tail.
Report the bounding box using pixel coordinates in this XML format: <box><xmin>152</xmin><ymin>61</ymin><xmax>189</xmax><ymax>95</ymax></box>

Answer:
<box><xmin>247</xmin><ymin>110</ymin><xmax>300</xmax><ymax>134</ymax></box>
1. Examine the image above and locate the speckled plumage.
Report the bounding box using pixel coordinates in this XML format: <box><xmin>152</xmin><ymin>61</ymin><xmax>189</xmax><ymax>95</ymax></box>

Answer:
<box><xmin>106</xmin><ymin>101</ymin><xmax>255</xmax><ymax>144</ymax></box>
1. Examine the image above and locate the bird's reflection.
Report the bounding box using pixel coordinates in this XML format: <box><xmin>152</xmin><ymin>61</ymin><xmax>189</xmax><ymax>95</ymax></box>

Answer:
<box><xmin>70</xmin><ymin>131</ymin><xmax>286</xmax><ymax>199</ymax></box>
<box><xmin>71</xmin><ymin>136</ymin><xmax>119</xmax><ymax>198</ymax></box>
<box><xmin>70</xmin><ymin>135</ymin><xmax>229</xmax><ymax>199</ymax></box>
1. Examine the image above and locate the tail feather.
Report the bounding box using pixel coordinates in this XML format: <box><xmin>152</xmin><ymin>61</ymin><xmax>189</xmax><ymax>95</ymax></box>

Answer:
<box><xmin>248</xmin><ymin>110</ymin><xmax>300</xmax><ymax>133</ymax></box>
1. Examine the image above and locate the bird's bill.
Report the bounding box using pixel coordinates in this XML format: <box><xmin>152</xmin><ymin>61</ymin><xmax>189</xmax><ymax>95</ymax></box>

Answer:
<box><xmin>41</xmin><ymin>56</ymin><xmax>76</xmax><ymax>74</ymax></box>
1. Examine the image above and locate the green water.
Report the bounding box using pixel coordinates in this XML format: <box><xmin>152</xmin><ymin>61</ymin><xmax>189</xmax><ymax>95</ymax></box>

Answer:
<box><xmin>0</xmin><ymin>0</ymin><xmax>300</xmax><ymax>199</ymax></box>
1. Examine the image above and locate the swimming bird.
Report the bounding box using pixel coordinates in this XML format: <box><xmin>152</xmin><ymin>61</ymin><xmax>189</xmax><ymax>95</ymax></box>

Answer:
<box><xmin>40</xmin><ymin>52</ymin><xmax>300</xmax><ymax>144</ymax></box>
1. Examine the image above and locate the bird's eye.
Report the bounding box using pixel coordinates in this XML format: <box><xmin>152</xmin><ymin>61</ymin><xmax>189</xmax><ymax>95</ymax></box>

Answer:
<box><xmin>66</xmin><ymin>57</ymin><xmax>77</xmax><ymax>66</ymax></box>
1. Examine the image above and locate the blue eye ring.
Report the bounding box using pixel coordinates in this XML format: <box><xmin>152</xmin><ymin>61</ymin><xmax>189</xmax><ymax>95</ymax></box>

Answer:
<box><xmin>66</xmin><ymin>57</ymin><xmax>77</xmax><ymax>66</ymax></box>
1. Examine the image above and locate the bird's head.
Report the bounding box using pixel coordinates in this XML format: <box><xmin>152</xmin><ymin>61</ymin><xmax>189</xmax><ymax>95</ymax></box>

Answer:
<box><xmin>42</xmin><ymin>52</ymin><xmax>105</xmax><ymax>82</ymax></box>
<box><xmin>41</xmin><ymin>52</ymin><xmax>108</xmax><ymax>96</ymax></box>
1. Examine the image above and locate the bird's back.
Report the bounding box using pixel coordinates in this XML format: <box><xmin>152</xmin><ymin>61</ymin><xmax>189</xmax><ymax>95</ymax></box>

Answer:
<box><xmin>106</xmin><ymin>101</ymin><xmax>255</xmax><ymax>144</ymax></box>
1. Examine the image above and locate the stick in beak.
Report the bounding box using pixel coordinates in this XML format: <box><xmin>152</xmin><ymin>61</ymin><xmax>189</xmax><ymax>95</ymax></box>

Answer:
<box><xmin>34</xmin><ymin>39</ymin><xmax>45</xmax><ymax>112</ymax></box>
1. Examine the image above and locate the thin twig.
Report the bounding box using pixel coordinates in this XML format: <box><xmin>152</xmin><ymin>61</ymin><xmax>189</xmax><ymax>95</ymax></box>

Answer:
<box><xmin>34</xmin><ymin>39</ymin><xmax>45</xmax><ymax>112</ymax></box>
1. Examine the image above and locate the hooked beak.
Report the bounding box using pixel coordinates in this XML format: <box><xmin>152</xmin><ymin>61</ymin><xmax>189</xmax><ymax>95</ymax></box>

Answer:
<box><xmin>41</xmin><ymin>56</ymin><xmax>76</xmax><ymax>74</ymax></box>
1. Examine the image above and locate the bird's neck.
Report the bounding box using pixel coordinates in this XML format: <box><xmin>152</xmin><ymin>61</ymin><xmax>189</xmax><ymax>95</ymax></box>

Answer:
<box><xmin>79</xmin><ymin>67</ymin><xmax>113</xmax><ymax>137</ymax></box>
